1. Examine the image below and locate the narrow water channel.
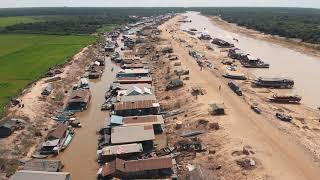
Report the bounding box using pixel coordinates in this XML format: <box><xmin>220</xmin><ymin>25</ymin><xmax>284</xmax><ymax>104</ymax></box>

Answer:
<box><xmin>58</xmin><ymin>53</ymin><xmax>120</xmax><ymax>180</ymax></box>
<box><xmin>181</xmin><ymin>12</ymin><xmax>320</xmax><ymax>108</ymax></box>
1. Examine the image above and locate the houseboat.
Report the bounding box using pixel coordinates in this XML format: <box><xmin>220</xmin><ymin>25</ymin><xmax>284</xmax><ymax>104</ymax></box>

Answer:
<box><xmin>267</xmin><ymin>94</ymin><xmax>302</xmax><ymax>104</ymax></box>
<box><xmin>254</xmin><ymin>77</ymin><xmax>294</xmax><ymax>88</ymax></box>
<box><xmin>211</xmin><ymin>38</ymin><xmax>234</xmax><ymax>48</ymax></box>
<box><xmin>241</xmin><ymin>55</ymin><xmax>269</xmax><ymax>68</ymax></box>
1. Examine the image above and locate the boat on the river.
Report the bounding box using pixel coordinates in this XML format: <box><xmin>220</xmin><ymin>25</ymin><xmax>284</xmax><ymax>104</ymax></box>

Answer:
<box><xmin>254</xmin><ymin>77</ymin><xmax>294</xmax><ymax>89</ymax></box>
<box><xmin>241</xmin><ymin>56</ymin><xmax>269</xmax><ymax>68</ymax></box>
<box><xmin>268</xmin><ymin>94</ymin><xmax>302</xmax><ymax>104</ymax></box>
<box><xmin>211</xmin><ymin>38</ymin><xmax>234</xmax><ymax>48</ymax></box>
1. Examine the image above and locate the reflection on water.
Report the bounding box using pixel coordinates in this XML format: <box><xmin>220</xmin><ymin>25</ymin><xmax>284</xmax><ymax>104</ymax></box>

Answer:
<box><xmin>181</xmin><ymin>12</ymin><xmax>320</xmax><ymax>108</ymax></box>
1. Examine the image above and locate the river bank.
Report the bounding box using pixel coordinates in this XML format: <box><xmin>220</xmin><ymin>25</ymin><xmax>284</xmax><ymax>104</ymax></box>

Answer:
<box><xmin>155</xmin><ymin>14</ymin><xmax>320</xmax><ymax>180</ymax></box>
<box><xmin>210</xmin><ymin>16</ymin><xmax>320</xmax><ymax>58</ymax></box>
<box><xmin>0</xmin><ymin>42</ymin><xmax>101</xmax><ymax>178</ymax></box>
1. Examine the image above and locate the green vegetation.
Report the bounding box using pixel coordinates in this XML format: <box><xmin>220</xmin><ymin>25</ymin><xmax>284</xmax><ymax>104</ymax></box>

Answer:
<box><xmin>0</xmin><ymin>34</ymin><xmax>95</xmax><ymax>115</ymax></box>
<box><xmin>195</xmin><ymin>7</ymin><xmax>320</xmax><ymax>44</ymax></box>
<box><xmin>97</xmin><ymin>24</ymin><xmax>116</xmax><ymax>33</ymax></box>
<box><xmin>0</xmin><ymin>16</ymin><xmax>43</xmax><ymax>27</ymax></box>
<box><xmin>0</xmin><ymin>7</ymin><xmax>186</xmax><ymax>35</ymax></box>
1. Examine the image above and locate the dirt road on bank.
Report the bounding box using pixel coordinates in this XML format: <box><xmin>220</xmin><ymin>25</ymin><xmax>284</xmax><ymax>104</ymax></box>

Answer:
<box><xmin>158</xmin><ymin>16</ymin><xmax>320</xmax><ymax>180</ymax></box>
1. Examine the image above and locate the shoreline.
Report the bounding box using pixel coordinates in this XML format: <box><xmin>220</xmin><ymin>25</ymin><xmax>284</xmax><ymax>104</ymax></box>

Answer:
<box><xmin>157</xmin><ymin>14</ymin><xmax>320</xmax><ymax>179</ymax></box>
<box><xmin>209</xmin><ymin>16</ymin><xmax>320</xmax><ymax>58</ymax></box>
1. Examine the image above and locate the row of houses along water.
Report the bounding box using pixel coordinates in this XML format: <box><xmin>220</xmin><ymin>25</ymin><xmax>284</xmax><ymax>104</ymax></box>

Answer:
<box><xmin>96</xmin><ymin>14</ymin><xmax>178</xmax><ymax>180</ymax></box>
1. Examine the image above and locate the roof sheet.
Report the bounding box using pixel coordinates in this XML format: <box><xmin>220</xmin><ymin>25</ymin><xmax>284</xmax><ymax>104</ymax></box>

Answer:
<box><xmin>111</xmin><ymin>125</ymin><xmax>155</xmax><ymax>144</ymax></box>
<box><xmin>116</xmin><ymin>156</ymin><xmax>172</xmax><ymax>172</ymax></box>
<box><xmin>117</xmin><ymin>94</ymin><xmax>156</xmax><ymax>102</ymax></box>
<box><xmin>10</xmin><ymin>170</ymin><xmax>70</xmax><ymax>180</ymax></box>
<box><xmin>47</xmin><ymin>124</ymin><xmax>68</xmax><ymax>139</ymax></box>
<box><xmin>23</xmin><ymin>160</ymin><xmax>62</xmax><ymax>172</ymax></box>
<box><xmin>110</xmin><ymin>115</ymin><xmax>164</xmax><ymax>126</ymax></box>
<box><xmin>100</xmin><ymin>143</ymin><xmax>143</xmax><ymax>156</ymax></box>
<box><xmin>113</xmin><ymin>100</ymin><xmax>159</xmax><ymax>111</ymax></box>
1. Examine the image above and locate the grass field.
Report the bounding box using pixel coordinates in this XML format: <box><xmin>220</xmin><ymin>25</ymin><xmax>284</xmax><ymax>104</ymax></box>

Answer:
<box><xmin>97</xmin><ymin>24</ymin><xmax>116</xmax><ymax>33</ymax></box>
<box><xmin>0</xmin><ymin>34</ymin><xmax>95</xmax><ymax>115</ymax></box>
<box><xmin>0</xmin><ymin>16</ymin><xmax>43</xmax><ymax>27</ymax></box>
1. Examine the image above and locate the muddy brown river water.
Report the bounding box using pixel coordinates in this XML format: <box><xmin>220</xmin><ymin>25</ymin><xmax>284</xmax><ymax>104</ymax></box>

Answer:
<box><xmin>181</xmin><ymin>12</ymin><xmax>320</xmax><ymax>108</ymax></box>
<box><xmin>57</xmin><ymin>55</ymin><xmax>120</xmax><ymax>180</ymax></box>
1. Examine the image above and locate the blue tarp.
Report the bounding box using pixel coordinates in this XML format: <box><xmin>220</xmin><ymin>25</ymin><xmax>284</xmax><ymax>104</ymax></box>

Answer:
<box><xmin>110</xmin><ymin>115</ymin><xmax>124</xmax><ymax>125</ymax></box>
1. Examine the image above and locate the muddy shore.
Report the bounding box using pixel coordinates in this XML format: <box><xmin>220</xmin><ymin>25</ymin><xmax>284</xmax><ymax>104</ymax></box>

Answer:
<box><xmin>153</xmin><ymin>15</ymin><xmax>320</xmax><ymax>180</ymax></box>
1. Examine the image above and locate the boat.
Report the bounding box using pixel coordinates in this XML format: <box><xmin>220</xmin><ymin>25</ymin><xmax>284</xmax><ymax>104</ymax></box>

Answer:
<box><xmin>51</xmin><ymin>115</ymin><xmax>75</xmax><ymax>122</ymax></box>
<box><xmin>32</xmin><ymin>154</ymin><xmax>49</xmax><ymax>159</ymax></box>
<box><xmin>251</xmin><ymin>105</ymin><xmax>261</xmax><ymax>114</ymax></box>
<box><xmin>70</xmin><ymin>121</ymin><xmax>82</xmax><ymax>128</ymax></box>
<box><xmin>228</xmin><ymin>82</ymin><xmax>242</xmax><ymax>96</ymax></box>
<box><xmin>268</xmin><ymin>94</ymin><xmax>302</xmax><ymax>104</ymax></box>
<box><xmin>241</xmin><ymin>56</ymin><xmax>269</xmax><ymax>68</ymax></box>
<box><xmin>276</xmin><ymin>112</ymin><xmax>293</xmax><ymax>122</ymax></box>
<box><xmin>101</xmin><ymin>102</ymin><xmax>112</xmax><ymax>111</ymax></box>
<box><xmin>254</xmin><ymin>77</ymin><xmax>294</xmax><ymax>88</ymax></box>
<box><xmin>61</xmin><ymin>131</ymin><xmax>75</xmax><ymax>150</ymax></box>
<box><xmin>223</xmin><ymin>73</ymin><xmax>247</xmax><ymax>80</ymax></box>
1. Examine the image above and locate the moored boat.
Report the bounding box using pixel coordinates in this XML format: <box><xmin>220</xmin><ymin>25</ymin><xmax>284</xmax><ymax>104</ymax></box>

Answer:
<box><xmin>268</xmin><ymin>94</ymin><xmax>302</xmax><ymax>104</ymax></box>
<box><xmin>223</xmin><ymin>73</ymin><xmax>247</xmax><ymax>80</ymax></box>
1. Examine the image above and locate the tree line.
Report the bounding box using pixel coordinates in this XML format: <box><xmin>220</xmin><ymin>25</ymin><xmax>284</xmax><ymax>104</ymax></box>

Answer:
<box><xmin>195</xmin><ymin>7</ymin><xmax>320</xmax><ymax>44</ymax></box>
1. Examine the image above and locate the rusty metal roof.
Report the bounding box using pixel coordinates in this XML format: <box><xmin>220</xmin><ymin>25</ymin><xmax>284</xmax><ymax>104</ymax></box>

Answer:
<box><xmin>115</xmin><ymin>77</ymin><xmax>152</xmax><ymax>84</ymax></box>
<box><xmin>47</xmin><ymin>123</ymin><xmax>68</xmax><ymax>139</ymax></box>
<box><xmin>123</xmin><ymin>115</ymin><xmax>164</xmax><ymax>125</ymax></box>
<box><xmin>116</xmin><ymin>156</ymin><xmax>172</xmax><ymax>172</ymax></box>
<box><xmin>113</xmin><ymin>100</ymin><xmax>159</xmax><ymax>111</ymax></box>
<box><xmin>111</xmin><ymin>125</ymin><xmax>155</xmax><ymax>144</ymax></box>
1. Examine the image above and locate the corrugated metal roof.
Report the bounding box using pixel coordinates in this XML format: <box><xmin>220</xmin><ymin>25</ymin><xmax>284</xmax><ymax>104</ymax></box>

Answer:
<box><xmin>118</xmin><ymin>68</ymin><xmax>150</xmax><ymax>74</ymax></box>
<box><xmin>111</xmin><ymin>83</ymin><xmax>152</xmax><ymax>90</ymax></box>
<box><xmin>100</xmin><ymin>143</ymin><xmax>143</xmax><ymax>156</ymax></box>
<box><xmin>116</xmin><ymin>156</ymin><xmax>172</xmax><ymax>172</ymax></box>
<box><xmin>23</xmin><ymin>160</ymin><xmax>62</xmax><ymax>172</ymax></box>
<box><xmin>111</xmin><ymin>125</ymin><xmax>155</xmax><ymax>144</ymax></box>
<box><xmin>122</xmin><ymin>115</ymin><xmax>164</xmax><ymax>125</ymax></box>
<box><xmin>117</xmin><ymin>94</ymin><xmax>156</xmax><ymax>102</ymax></box>
<box><xmin>115</xmin><ymin>77</ymin><xmax>152</xmax><ymax>84</ymax></box>
<box><xmin>47</xmin><ymin>124</ymin><xmax>68</xmax><ymax>140</ymax></box>
<box><xmin>10</xmin><ymin>170</ymin><xmax>70</xmax><ymax>180</ymax></box>
<box><xmin>113</xmin><ymin>100</ymin><xmax>159</xmax><ymax>111</ymax></box>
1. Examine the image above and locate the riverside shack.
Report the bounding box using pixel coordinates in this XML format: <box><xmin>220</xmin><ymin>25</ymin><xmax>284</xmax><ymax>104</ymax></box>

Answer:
<box><xmin>97</xmin><ymin>156</ymin><xmax>173</xmax><ymax>179</ymax></box>
<box><xmin>112</xmin><ymin>100</ymin><xmax>160</xmax><ymax>116</ymax></box>
<box><xmin>65</xmin><ymin>89</ymin><xmax>91</xmax><ymax>112</ymax></box>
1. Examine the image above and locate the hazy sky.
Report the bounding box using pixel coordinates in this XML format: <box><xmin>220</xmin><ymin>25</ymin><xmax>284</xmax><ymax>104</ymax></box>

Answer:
<box><xmin>1</xmin><ymin>0</ymin><xmax>319</xmax><ymax>8</ymax></box>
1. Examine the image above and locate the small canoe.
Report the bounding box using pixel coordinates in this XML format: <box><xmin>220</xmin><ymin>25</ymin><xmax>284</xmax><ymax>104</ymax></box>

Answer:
<box><xmin>32</xmin><ymin>154</ymin><xmax>49</xmax><ymax>159</ymax></box>
<box><xmin>61</xmin><ymin>133</ymin><xmax>74</xmax><ymax>150</ymax></box>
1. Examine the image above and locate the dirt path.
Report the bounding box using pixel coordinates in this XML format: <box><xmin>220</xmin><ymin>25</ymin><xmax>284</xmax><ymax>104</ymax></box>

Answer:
<box><xmin>159</xmin><ymin>16</ymin><xmax>320</xmax><ymax>180</ymax></box>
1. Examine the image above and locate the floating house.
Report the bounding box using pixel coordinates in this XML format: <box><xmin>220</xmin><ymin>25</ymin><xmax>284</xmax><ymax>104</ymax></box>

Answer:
<box><xmin>254</xmin><ymin>77</ymin><xmax>294</xmax><ymax>88</ymax></box>
<box><xmin>97</xmin><ymin>143</ymin><xmax>143</xmax><ymax>162</ymax></box>
<box><xmin>109</xmin><ymin>115</ymin><xmax>164</xmax><ymax>133</ymax></box>
<box><xmin>9</xmin><ymin>170</ymin><xmax>71</xmax><ymax>180</ymax></box>
<box><xmin>23</xmin><ymin>159</ymin><xmax>63</xmax><ymax>172</ymax></box>
<box><xmin>97</xmin><ymin>157</ymin><xmax>173</xmax><ymax>179</ymax></box>
<box><xmin>112</xmin><ymin>100</ymin><xmax>160</xmax><ymax>116</ymax></box>
<box><xmin>65</xmin><ymin>89</ymin><xmax>91</xmax><ymax>112</ymax></box>
<box><xmin>228</xmin><ymin>49</ymin><xmax>248</xmax><ymax>60</ymax></box>
<box><xmin>40</xmin><ymin>123</ymin><xmax>69</xmax><ymax>154</ymax></box>
<box><xmin>111</xmin><ymin>125</ymin><xmax>155</xmax><ymax>145</ymax></box>
<box><xmin>211</xmin><ymin>38</ymin><xmax>234</xmax><ymax>48</ymax></box>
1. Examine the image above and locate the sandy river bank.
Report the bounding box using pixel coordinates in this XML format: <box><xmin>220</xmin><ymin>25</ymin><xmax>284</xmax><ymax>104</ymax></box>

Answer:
<box><xmin>153</xmin><ymin>14</ymin><xmax>320</xmax><ymax>180</ymax></box>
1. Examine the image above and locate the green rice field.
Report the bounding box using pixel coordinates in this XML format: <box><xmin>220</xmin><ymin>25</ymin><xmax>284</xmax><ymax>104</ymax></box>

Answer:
<box><xmin>0</xmin><ymin>34</ymin><xmax>95</xmax><ymax>115</ymax></box>
<box><xmin>0</xmin><ymin>16</ymin><xmax>43</xmax><ymax>27</ymax></box>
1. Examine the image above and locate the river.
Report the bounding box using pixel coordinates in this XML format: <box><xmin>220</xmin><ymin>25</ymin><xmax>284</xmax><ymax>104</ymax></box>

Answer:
<box><xmin>57</xmin><ymin>46</ymin><xmax>120</xmax><ymax>179</ymax></box>
<box><xmin>181</xmin><ymin>12</ymin><xmax>320</xmax><ymax>108</ymax></box>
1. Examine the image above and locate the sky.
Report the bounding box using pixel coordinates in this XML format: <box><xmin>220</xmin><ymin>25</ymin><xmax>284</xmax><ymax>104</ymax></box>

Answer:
<box><xmin>1</xmin><ymin>0</ymin><xmax>319</xmax><ymax>8</ymax></box>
